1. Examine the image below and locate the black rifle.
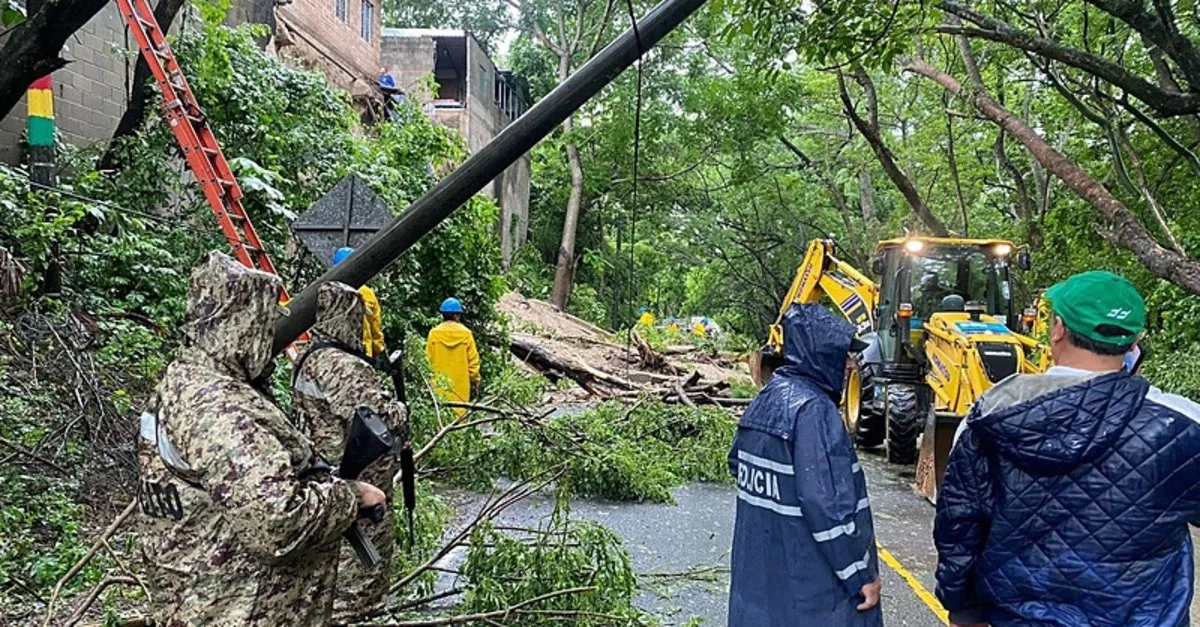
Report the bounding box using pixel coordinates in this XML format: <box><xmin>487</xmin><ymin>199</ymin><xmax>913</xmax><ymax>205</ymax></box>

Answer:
<box><xmin>383</xmin><ymin>347</ymin><xmax>407</xmax><ymax>405</ymax></box>
<box><xmin>382</xmin><ymin>348</ymin><xmax>417</xmax><ymax>550</ymax></box>
<box><xmin>337</xmin><ymin>406</ymin><xmax>396</xmax><ymax>566</ymax></box>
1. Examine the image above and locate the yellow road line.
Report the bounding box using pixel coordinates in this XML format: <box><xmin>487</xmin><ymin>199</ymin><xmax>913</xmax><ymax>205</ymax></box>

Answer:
<box><xmin>877</xmin><ymin>542</ymin><xmax>949</xmax><ymax>625</ymax></box>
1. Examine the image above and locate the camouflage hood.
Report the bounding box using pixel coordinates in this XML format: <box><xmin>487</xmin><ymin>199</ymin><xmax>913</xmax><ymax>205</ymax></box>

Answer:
<box><xmin>182</xmin><ymin>252</ymin><xmax>285</xmax><ymax>381</ymax></box>
<box><xmin>314</xmin><ymin>282</ymin><xmax>365</xmax><ymax>350</ymax></box>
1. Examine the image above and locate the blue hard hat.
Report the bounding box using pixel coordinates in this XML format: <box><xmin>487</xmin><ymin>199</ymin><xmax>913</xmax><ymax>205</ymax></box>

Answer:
<box><xmin>332</xmin><ymin>247</ymin><xmax>354</xmax><ymax>266</ymax></box>
<box><xmin>638</xmin><ymin>306</ymin><xmax>648</xmax><ymax>314</ymax></box>
<box><xmin>440</xmin><ymin>298</ymin><xmax>464</xmax><ymax>314</ymax></box>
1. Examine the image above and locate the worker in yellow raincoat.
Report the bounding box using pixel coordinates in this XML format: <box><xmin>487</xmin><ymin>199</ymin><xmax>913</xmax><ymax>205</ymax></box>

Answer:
<box><xmin>665</xmin><ymin>316</ymin><xmax>680</xmax><ymax>335</ymax></box>
<box><xmin>426</xmin><ymin>298</ymin><xmax>480</xmax><ymax>416</ymax></box>
<box><xmin>333</xmin><ymin>247</ymin><xmax>386</xmax><ymax>358</ymax></box>
<box><xmin>637</xmin><ymin>306</ymin><xmax>655</xmax><ymax>327</ymax></box>
<box><xmin>693</xmin><ymin>318</ymin><xmax>708</xmax><ymax>338</ymax></box>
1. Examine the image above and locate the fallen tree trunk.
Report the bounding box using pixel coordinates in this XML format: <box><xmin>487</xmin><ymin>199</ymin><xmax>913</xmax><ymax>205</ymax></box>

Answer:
<box><xmin>673</xmin><ymin>378</ymin><xmax>697</xmax><ymax>408</ymax></box>
<box><xmin>510</xmin><ymin>334</ymin><xmax>637</xmax><ymax>392</ymax></box>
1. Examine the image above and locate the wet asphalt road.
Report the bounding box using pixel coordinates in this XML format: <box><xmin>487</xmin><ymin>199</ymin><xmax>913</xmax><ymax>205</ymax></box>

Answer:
<box><xmin>442</xmin><ymin>449</ymin><xmax>947</xmax><ymax>625</ymax></box>
<box><xmin>443</xmin><ymin>452</ymin><xmax>1200</xmax><ymax>625</ymax></box>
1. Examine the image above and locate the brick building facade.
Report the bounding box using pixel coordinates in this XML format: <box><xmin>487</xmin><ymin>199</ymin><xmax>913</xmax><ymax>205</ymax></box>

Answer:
<box><xmin>275</xmin><ymin>0</ymin><xmax>380</xmax><ymax>97</ymax></box>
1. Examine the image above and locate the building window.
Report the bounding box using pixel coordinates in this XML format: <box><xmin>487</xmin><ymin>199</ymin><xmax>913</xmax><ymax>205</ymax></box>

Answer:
<box><xmin>335</xmin><ymin>0</ymin><xmax>347</xmax><ymax>22</ymax></box>
<box><xmin>360</xmin><ymin>0</ymin><xmax>373</xmax><ymax>41</ymax></box>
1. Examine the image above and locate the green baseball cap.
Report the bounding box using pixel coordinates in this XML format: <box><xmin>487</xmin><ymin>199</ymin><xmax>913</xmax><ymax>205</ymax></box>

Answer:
<box><xmin>1044</xmin><ymin>271</ymin><xmax>1145</xmax><ymax>346</ymax></box>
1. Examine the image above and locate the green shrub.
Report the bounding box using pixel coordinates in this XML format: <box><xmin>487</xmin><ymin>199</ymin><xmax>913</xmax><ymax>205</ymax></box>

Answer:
<box><xmin>459</xmin><ymin>498</ymin><xmax>646</xmax><ymax>624</ymax></box>
<box><xmin>485</xmin><ymin>399</ymin><xmax>736</xmax><ymax>503</ymax></box>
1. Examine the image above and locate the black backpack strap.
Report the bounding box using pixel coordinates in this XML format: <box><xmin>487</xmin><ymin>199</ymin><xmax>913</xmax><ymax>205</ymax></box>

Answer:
<box><xmin>292</xmin><ymin>340</ymin><xmax>375</xmax><ymax>386</ymax></box>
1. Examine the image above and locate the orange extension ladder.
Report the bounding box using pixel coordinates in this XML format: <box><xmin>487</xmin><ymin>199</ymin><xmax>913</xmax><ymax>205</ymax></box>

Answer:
<box><xmin>113</xmin><ymin>0</ymin><xmax>304</xmax><ymax>359</ymax></box>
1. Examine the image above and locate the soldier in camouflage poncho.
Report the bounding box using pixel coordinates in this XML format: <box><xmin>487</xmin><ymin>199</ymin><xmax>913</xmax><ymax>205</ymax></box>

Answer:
<box><xmin>292</xmin><ymin>281</ymin><xmax>407</xmax><ymax>620</ymax></box>
<box><xmin>137</xmin><ymin>252</ymin><xmax>384</xmax><ymax>627</ymax></box>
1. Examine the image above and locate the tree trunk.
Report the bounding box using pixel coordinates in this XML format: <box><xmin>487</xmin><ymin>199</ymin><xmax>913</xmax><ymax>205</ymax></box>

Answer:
<box><xmin>0</xmin><ymin>0</ymin><xmax>110</xmax><ymax>120</ymax></box>
<box><xmin>99</xmin><ymin>0</ymin><xmax>188</xmax><ymax>170</ymax></box>
<box><xmin>858</xmin><ymin>170</ymin><xmax>879</xmax><ymax>244</ymax></box>
<box><xmin>550</xmin><ymin>50</ymin><xmax>584</xmax><ymax>309</ymax></box>
<box><xmin>837</xmin><ymin>71</ymin><xmax>950</xmax><ymax>237</ymax></box>
<box><xmin>943</xmin><ymin>103</ymin><xmax>969</xmax><ymax>237</ymax></box>
<box><xmin>551</xmin><ymin>133</ymin><xmax>586</xmax><ymax>309</ymax></box>
<box><xmin>936</xmin><ymin>0</ymin><xmax>1200</xmax><ymax>117</ymax></box>
<box><xmin>818</xmin><ymin>170</ymin><xmax>864</xmax><ymax>264</ymax></box>
<box><xmin>904</xmin><ymin>57</ymin><xmax>1200</xmax><ymax>296</ymax></box>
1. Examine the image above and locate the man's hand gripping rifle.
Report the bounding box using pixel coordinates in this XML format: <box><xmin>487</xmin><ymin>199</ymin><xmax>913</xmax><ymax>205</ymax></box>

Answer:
<box><xmin>337</xmin><ymin>406</ymin><xmax>396</xmax><ymax>566</ymax></box>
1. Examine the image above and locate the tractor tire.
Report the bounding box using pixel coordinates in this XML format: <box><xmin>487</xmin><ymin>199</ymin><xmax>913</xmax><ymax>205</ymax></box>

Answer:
<box><xmin>856</xmin><ymin>406</ymin><xmax>886</xmax><ymax>449</ymax></box>
<box><xmin>885</xmin><ymin>383</ymin><xmax>924</xmax><ymax>465</ymax></box>
<box><xmin>855</xmin><ymin>363</ymin><xmax>885</xmax><ymax>449</ymax></box>
<box><xmin>842</xmin><ymin>360</ymin><xmax>884</xmax><ymax>449</ymax></box>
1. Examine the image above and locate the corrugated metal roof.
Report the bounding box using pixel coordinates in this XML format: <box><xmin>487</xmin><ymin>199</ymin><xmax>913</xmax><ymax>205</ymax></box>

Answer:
<box><xmin>382</xmin><ymin>28</ymin><xmax>467</xmax><ymax>39</ymax></box>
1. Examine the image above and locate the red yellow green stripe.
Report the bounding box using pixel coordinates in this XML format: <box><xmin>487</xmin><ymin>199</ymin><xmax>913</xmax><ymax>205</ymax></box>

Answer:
<box><xmin>27</xmin><ymin>75</ymin><xmax>54</xmax><ymax>147</ymax></box>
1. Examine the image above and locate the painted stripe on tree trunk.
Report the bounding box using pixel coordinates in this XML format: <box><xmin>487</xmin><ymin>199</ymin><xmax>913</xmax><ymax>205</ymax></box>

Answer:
<box><xmin>27</xmin><ymin>89</ymin><xmax>53</xmax><ymax>119</ymax></box>
<box><xmin>27</xmin><ymin>116</ymin><xmax>54</xmax><ymax>147</ymax></box>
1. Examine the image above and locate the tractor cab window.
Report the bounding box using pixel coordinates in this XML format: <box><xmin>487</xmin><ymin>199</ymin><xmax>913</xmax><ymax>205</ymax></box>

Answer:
<box><xmin>909</xmin><ymin>246</ymin><xmax>1007</xmax><ymax>323</ymax></box>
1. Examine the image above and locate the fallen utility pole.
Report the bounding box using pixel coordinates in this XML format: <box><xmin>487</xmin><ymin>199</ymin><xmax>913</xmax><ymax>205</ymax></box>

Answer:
<box><xmin>272</xmin><ymin>0</ymin><xmax>707</xmax><ymax>356</ymax></box>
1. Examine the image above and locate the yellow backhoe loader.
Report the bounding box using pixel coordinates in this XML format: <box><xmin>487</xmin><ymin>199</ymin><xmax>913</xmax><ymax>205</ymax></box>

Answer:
<box><xmin>752</xmin><ymin>238</ymin><xmax>1047</xmax><ymax>502</ymax></box>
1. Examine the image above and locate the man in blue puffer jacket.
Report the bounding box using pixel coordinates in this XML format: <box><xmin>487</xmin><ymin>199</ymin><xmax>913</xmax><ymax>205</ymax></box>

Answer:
<box><xmin>728</xmin><ymin>303</ymin><xmax>883</xmax><ymax>626</ymax></box>
<box><xmin>935</xmin><ymin>271</ymin><xmax>1200</xmax><ymax>627</ymax></box>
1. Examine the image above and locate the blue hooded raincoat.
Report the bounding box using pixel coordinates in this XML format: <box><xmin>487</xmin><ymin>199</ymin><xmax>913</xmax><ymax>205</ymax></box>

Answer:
<box><xmin>728</xmin><ymin>304</ymin><xmax>882</xmax><ymax>627</ymax></box>
<box><xmin>936</xmin><ymin>366</ymin><xmax>1200</xmax><ymax>626</ymax></box>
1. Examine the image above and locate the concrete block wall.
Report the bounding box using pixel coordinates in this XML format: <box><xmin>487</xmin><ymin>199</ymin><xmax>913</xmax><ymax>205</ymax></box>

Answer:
<box><xmin>498</xmin><ymin>147</ymin><xmax>532</xmax><ymax>264</ymax></box>
<box><xmin>379</xmin><ymin>35</ymin><xmax>436</xmax><ymax>100</ymax></box>
<box><xmin>0</xmin><ymin>3</ymin><xmax>136</xmax><ymax>164</ymax></box>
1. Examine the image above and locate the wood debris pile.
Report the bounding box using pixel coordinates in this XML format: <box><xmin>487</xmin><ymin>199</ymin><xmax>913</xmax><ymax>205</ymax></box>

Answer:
<box><xmin>498</xmin><ymin>293</ymin><xmax>753</xmax><ymax>407</ymax></box>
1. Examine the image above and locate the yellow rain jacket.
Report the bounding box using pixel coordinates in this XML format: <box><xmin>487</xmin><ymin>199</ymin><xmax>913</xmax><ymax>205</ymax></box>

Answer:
<box><xmin>426</xmin><ymin>320</ymin><xmax>480</xmax><ymax>415</ymax></box>
<box><xmin>359</xmin><ymin>285</ymin><xmax>385</xmax><ymax>358</ymax></box>
<box><xmin>693</xmin><ymin>322</ymin><xmax>707</xmax><ymax>338</ymax></box>
<box><xmin>637</xmin><ymin>311</ymin><xmax>655</xmax><ymax>326</ymax></box>
<box><xmin>665</xmin><ymin>321</ymin><xmax>680</xmax><ymax>334</ymax></box>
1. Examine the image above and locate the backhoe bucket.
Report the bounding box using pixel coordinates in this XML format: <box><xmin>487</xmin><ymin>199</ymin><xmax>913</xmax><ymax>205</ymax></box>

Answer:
<box><xmin>750</xmin><ymin>348</ymin><xmax>783</xmax><ymax>388</ymax></box>
<box><xmin>915</xmin><ymin>411</ymin><xmax>962</xmax><ymax>504</ymax></box>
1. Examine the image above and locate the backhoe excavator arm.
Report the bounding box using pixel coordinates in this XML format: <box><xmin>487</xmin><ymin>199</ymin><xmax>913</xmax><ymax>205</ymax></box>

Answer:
<box><xmin>765</xmin><ymin>240</ymin><xmax>879</xmax><ymax>355</ymax></box>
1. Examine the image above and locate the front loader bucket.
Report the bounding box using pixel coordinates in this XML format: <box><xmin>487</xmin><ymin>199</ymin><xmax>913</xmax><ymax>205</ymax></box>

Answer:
<box><xmin>915</xmin><ymin>411</ymin><xmax>963</xmax><ymax>504</ymax></box>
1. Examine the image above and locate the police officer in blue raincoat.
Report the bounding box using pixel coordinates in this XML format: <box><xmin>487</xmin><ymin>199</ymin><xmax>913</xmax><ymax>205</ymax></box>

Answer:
<box><xmin>728</xmin><ymin>303</ymin><xmax>883</xmax><ymax>626</ymax></box>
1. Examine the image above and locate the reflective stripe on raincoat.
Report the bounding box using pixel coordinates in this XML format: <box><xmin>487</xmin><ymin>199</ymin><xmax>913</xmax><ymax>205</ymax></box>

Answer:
<box><xmin>425</xmin><ymin>320</ymin><xmax>480</xmax><ymax>416</ymax></box>
<box><xmin>728</xmin><ymin>303</ymin><xmax>882</xmax><ymax>627</ymax></box>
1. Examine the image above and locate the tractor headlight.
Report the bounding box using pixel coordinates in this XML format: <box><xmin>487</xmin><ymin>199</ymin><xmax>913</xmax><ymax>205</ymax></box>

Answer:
<box><xmin>904</xmin><ymin>240</ymin><xmax>925</xmax><ymax>254</ymax></box>
<box><xmin>993</xmin><ymin>243</ymin><xmax>1013</xmax><ymax>256</ymax></box>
